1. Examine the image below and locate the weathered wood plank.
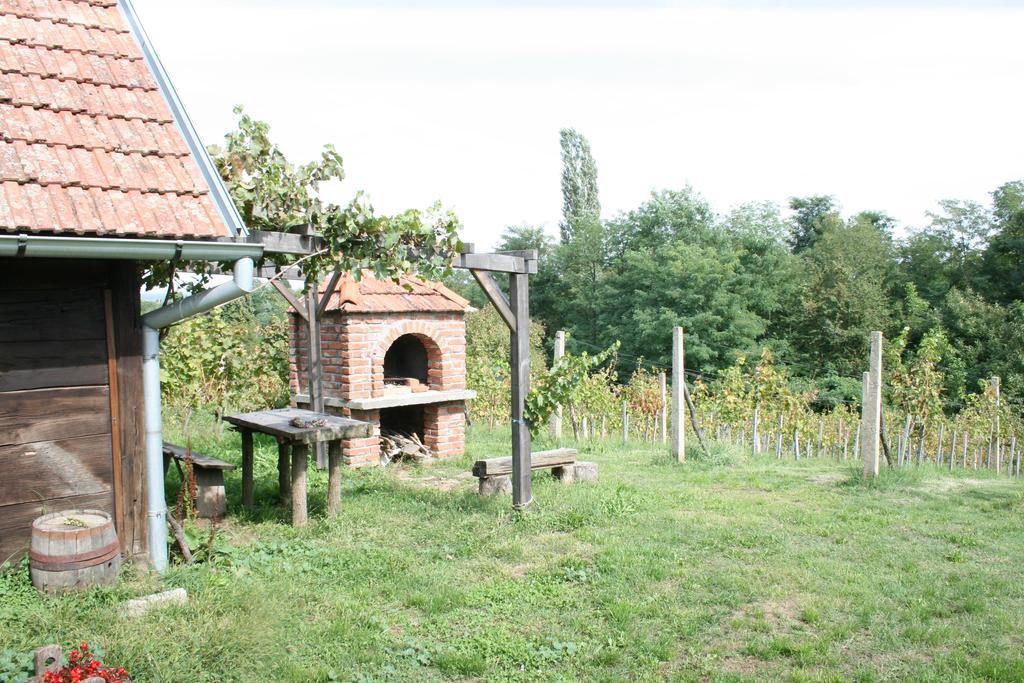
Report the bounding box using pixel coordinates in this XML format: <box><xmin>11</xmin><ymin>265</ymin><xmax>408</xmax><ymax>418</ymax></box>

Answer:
<box><xmin>0</xmin><ymin>434</ymin><xmax>113</xmax><ymax>508</ymax></box>
<box><xmin>225</xmin><ymin>230</ymin><xmax>320</xmax><ymax>255</ymax></box>
<box><xmin>0</xmin><ymin>490</ymin><xmax>113</xmax><ymax>565</ymax></box>
<box><xmin>0</xmin><ymin>288</ymin><xmax>105</xmax><ymax>342</ymax></box>
<box><xmin>224</xmin><ymin>408</ymin><xmax>373</xmax><ymax>444</ymax></box>
<box><xmin>472</xmin><ymin>449</ymin><xmax>577</xmax><ymax>478</ymax></box>
<box><xmin>0</xmin><ymin>386</ymin><xmax>111</xmax><ymax>447</ymax></box>
<box><xmin>456</xmin><ymin>252</ymin><xmax>535</xmax><ymax>274</ymax></box>
<box><xmin>110</xmin><ymin>261</ymin><xmax>146</xmax><ymax>557</ymax></box>
<box><xmin>0</xmin><ymin>339</ymin><xmax>108</xmax><ymax>392</ymax></box>
<box><xmin>162</xmin><ymin>443</ymin><xmax>236</xmax><ymax>470</ymax></box>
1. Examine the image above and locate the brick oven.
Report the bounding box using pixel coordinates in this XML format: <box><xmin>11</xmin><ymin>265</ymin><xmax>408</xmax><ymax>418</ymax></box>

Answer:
<box><xmin>289</xmin><ymin>272</ymin><xmax>475</xmax><ymax>467</ymax></box>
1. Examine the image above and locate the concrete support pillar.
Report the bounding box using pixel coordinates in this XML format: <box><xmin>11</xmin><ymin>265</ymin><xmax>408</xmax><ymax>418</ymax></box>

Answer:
<box><xmin>550</xmin><ymin>330</ymin><xmax>565</xmax><ymax>440</ymax></box>
<box><xmin>861</xmin><ymin>331</ymin><xmax>883</xmax><ymax>478</ymax></box>
<box><xmin>672</xmin><ymin>327</ymin><xmax>686</xmax><ymax>462</ymax></box>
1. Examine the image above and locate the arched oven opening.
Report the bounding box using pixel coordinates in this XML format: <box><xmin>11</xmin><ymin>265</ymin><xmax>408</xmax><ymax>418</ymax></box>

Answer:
<box><xmin>383</xmin><ymin>334</ymin><xmax>429</xmax><ymax>394</ymax></box>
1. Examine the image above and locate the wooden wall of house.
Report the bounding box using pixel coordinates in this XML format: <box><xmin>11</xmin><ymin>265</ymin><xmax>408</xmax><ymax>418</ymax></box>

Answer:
<box><xmin>0</xmin><ymin>259</ymin><xmax>146</xmax><ymax>564</ymax></box>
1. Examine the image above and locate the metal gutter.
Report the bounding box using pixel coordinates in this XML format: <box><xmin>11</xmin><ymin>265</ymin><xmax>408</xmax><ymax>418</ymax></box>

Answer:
<box><xmin>116</xmin><ymin>0</ymin><xmax>249</xmax><ymax>240</ymax></box>
<box><xmin>141</xmin><ymin>258</ymin><xmax>257</xmax><ymax>572</ymax></box>
<box><xmin>0</xmin><ymin>234</ymin><xmax>263</xmax><ymax>261</ymax></box>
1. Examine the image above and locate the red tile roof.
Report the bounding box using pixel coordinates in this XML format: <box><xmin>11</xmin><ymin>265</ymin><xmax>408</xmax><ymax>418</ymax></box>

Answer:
<box><xmin>0</xmin><ymin>0</ymin><xmax>232</xmax><ymax>238</ymax></box>
<box><xmin>318</xmin><ymin>271</ymin><xmax>470</xmax><ymax>314</ymax></box>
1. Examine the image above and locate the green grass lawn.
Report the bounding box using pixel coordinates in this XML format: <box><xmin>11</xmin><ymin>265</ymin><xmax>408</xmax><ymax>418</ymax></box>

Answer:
<box><xmin>3</xmin><ymin>420</ymin><xmax>1024</xmax><ymax>682</ymax></box>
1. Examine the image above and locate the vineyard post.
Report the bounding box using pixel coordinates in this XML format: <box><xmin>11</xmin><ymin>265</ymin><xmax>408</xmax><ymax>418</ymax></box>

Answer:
<box><xmin>549</xmin><ymin>330</ymin><xmax>565</xmax><ymax>440</ymax></box>
<box><xmin>992</xmin><ymin>377</ymin><xmax>1001</xmax><ymax>473</ymax></box>
<box><xmin>752</xmin><ymin>405</ymin><xmax>760</xmax><ymax>456</ymax></box>
<box><xmin>962</xmin><ymin>433</ymin><xmax>968</xmax><ymax>469</ymax></box>
<box><xmin>861</xmin><ymin>331</ymin><xmax>883</xmax><ymax>478</ymax></box>
<box><xmin>1012</xmin><ymin>435</ymin><xmax>1019</xmax><ymax>477</ymax></box>
<box><xmin>622</xmin><ymin>401</ymin><xmax>629</xmax><ymax>442</ymax></box>
<box><xmin>937</xmin><ymin>422</ymin><xmax>945</xmax><ymax>467</ymax></box>
<box><xmin>659</xmin><ymin>371</ymin><xmax>668</xmax><ymax>443</ymax></box>
<box><xmin>949</xmin><ymin>428</ymin><xmax>957</xmax><ymax>471</ymax></box>
<box><xmin>816</xmin><ymin>419</ymin><xmax>823</xmax><ymax>458</ymax></box>
<box><xmin>775</xmin><ymin>414</ymin><xmax>783</xmax><ymax>458</ymax></box>
<box><xmin>899</xmin><ymin>415</ymin><xmax>911</xmax><ymax>467</ymax></box>
<box><xmin>671</xmin><ymin>326</ymin><xmax>686</xmax><ymax>462</ymax></box>
<box><xmin>917</xmin><ymin>422</ymin><xmax>926</xmax><ymax>465</ymax></box>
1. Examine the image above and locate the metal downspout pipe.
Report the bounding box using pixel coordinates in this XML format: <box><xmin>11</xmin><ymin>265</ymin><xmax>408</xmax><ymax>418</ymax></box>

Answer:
<box><xmin>140</xmin><ymin>258</ymin><xmax>256</xmax><ymax>572</ymax></box>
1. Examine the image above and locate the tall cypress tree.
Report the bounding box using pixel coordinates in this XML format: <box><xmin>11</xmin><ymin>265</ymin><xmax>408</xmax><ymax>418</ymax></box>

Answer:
<box><xmin>559</xmin><ymin>128</ymin><xmax>601</xmax><ymax>244</ymax></box>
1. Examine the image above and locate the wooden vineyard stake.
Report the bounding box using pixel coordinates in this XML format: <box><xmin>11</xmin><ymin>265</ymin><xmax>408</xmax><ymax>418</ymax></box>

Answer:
<box><xmin>752</xmin><ymin>405</ymin><xmax>760</xmax><ymax>455</ymax></box>
<box><xmin>937</xmin><ymin>423</ymin><xmax>945</xmax><ymax>467</ymax></box>
<box><xmin>659</xmin><ymin>371</ymin><xmax>668</xmax><ymax>443</ymax></box>
<box><xmin>622</xmin><ymin>401</ymin><xmax>629</xmax><ymax>442</ymax></box>
<box><xmin>993</xmin><ymin>377</ymin><xmax>1001</xmax><ymax>473</ymax></box>
<box><xmin>776</xmin><ymin>414</ymin><xmax>784</xmax><ymax>458</ymax></box>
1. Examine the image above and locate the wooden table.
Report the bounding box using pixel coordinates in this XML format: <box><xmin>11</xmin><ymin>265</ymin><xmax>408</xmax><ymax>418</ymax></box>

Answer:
<box><xmin>223</xmin><ymin>408</ymin><xmax>373</xmax><ymax>526</ymax></box>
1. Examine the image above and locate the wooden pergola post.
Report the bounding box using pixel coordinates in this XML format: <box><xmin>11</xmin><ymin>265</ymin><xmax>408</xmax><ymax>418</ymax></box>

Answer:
<box><xmin>509</xmin><ymin>272</ymin><xmax>532</xmax><ymax>509</ymax></box>
<box><xmin>462</xmin><ymin>248</ymin><xmax>538</xmax><ymax>511</ymax></box>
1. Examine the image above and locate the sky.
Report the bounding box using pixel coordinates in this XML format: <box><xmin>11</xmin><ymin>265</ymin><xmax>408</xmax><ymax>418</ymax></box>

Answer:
<box><xmin>131</xmin><ymin>0</ymin><xmax>1024</xmax><ymax>249</ymax></box>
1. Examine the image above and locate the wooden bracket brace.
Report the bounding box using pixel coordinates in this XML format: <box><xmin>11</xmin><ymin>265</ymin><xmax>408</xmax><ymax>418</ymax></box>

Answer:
<box><xmin>470</xmin><ymin>269</ymin><xmax>516</xmax><ymax>332</ymax></box>
<box><xmin>271</xmin><ymin>279</ymin><xmax>307</xmax><ymax>321</ymax></box>
<box><xmin>317</xmin><ymin>270</ymin><xmax>343</xmax><ymax>318</ymax></box>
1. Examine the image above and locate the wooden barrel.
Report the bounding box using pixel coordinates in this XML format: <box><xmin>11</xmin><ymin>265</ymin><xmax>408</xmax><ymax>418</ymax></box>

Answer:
<box><xmin>30</xmin><ymin>509</ymin><xmax>122</xmax><ymax>593</ymax></box>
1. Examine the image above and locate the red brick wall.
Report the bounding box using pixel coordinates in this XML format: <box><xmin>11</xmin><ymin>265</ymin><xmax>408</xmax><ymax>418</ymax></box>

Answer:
<box><xmin>289</xmin><ymin>311</ymin><xmax>467</xmax><ymax>467</ymax></box>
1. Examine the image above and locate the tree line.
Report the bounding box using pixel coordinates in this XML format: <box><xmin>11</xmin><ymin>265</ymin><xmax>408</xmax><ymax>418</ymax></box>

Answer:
<box><xmin>449</xmin><ymin>129</ymin><xmax>1024</xmax><ymax>411</ymax></box>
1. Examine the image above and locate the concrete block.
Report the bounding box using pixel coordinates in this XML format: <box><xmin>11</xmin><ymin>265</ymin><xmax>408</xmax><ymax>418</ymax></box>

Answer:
<box><xmin>478</xmin><ymin>475</ymin><xmax>512</xmax><ymax>496</ymax></box>
<box><xmin>573</xmin><ymin>461</ymin><xmax>598</xmax><ymax>483</ymax></box>
<box><xmin>121</xmin><ymin>588</ymin><xmax>188</xmax><ymax>617</ymax></box>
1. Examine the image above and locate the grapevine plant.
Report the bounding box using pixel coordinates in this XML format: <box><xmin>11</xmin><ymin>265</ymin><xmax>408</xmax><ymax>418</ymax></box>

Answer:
<box><xmin>524</xmin><ymin>340</ymin><xmax>619</xmax><ymax>435</ymax></box>
<box><xmin>144</xmin><ymin>106</ymin><xmax>462</xmax><ymax>294</ymax></box>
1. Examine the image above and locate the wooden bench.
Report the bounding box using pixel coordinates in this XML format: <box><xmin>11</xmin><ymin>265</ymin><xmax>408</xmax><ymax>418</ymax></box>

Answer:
<box><xmin>471</xmin><ymin>448</ymin><xmax>597</xmax><ymax>495</ymax></box>
<box><xmin>162</xmin><ymin>442</ymin><xmax>235</xmax><ymax>518</ymax></box>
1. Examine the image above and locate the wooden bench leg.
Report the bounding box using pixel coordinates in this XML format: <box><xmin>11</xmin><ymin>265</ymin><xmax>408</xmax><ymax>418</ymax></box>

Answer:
<box><xmin>194</xmin><ymin>468</ymin><xmax>227</xmax><ymax>518</ymax></box>
<box><xmin>327</xmin><ymin>441</ymin><xmax>342</xmax><ymax>518</ymax></box>
<box><xmin>241</xmin><ymin>429</ymin><xmax>254</xmax><ymax>510</ymax></box>
<box><xmin>291</xmin><ymin>443</ymin><xmax>308</xmax><ymax>527</ymax></box>
<box><xmin>277</xmin><ymin>442</ymin><xmax>291</xmax><ymax>506</ymax></box>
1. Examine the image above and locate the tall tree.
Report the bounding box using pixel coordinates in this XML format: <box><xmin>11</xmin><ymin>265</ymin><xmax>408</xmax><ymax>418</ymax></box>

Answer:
<box><xmin>559</xmin><ymin>128</ymin><xmax>601</xmax><ymax>244</ymax></box>
<box><xmin>784</xmin><ymin>213</ymin><xmax>897</xmax><ymax>376</ymax></box>
<box><xmin>788</xmin><ymin>195</ymin><xmax>839</xmax><ymax>253</ymax></box>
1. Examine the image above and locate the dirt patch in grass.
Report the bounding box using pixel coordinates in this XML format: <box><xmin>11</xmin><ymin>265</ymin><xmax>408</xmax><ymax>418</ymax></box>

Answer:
<box><xmin>922</xmin><ymin>477</ymin><xmax>991</xmax><ymax>493</ymax></box>
<box><xmin>809</xmin><ymin>472</ymin><xmax>847</xmax><ymax>485</ymax></box>
<box><xmin>719</xmin><ymin>653</ymin><xmax>770</xmax><ymax>676</ymax></box>
<box><xmin>392</xmin><ymin>467</ymin><xmax>474</xmax><ymax>492</ymax></box>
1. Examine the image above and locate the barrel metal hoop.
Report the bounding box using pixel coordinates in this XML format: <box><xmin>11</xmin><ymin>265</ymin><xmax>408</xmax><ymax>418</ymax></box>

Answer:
<box><xmin>29</xmin><ymin>540</ymin><xmax>121</xmax><ymax>572</ymax></box>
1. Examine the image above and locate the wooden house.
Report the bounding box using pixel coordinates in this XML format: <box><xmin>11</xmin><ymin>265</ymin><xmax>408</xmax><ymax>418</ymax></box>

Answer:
<box><xmin>0</xmin><ymin>0</ymin><xmax>259</xmax><ymax>568</ymax></box>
